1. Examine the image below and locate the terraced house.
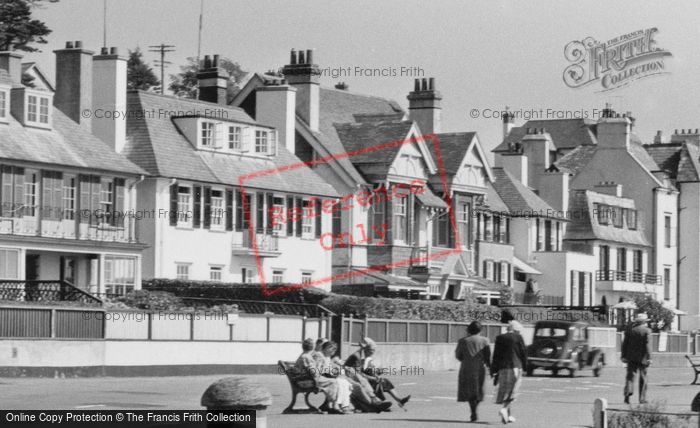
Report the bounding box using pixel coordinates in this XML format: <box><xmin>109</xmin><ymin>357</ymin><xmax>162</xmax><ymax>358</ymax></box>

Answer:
<box><xmin>0</xmin><ymin>44</ymin><xmax>147</xmax><ymax>299</ymax></box>
<box><xmin>121</xmin><ymin>54</ymin><xmax>338</xmax><ymax>287</ymax></box>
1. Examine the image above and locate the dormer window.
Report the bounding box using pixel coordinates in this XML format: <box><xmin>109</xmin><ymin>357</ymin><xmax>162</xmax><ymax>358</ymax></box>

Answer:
<box><xmin>27</xmin><ymin>95</ymin><xmax>49</xmax><ymax>124</ymax></box>
<box><xmin>0</xmin><ymin>90</ymin><xmax>7</xmax><ymax>119</ymax></box>
<box><xmin>255</xmin><ymin>130</ymin><xmax>269</xmax><ymax>153</ymax></box>
<box><xmin>201</xmin><ymin>121</ymin><xmax>215</xmax><ymax>147</ymax></box>
<box><xmin>228</xmin><ymin>126</ymin><xmax>241</xmax><ymax>150</ymax></box>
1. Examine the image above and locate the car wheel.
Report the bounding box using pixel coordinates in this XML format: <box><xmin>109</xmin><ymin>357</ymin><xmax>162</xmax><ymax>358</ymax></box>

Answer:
<box><xmin>526</xmin><ymin>365</ymin><xmax>534</xmax><ymax>377</ymax></box>
<box><xmin>551</xmin><ymin>369</ymin><xmax>559</xmax><ymax>377</ymax></box>
<box><xmin>568</xmin><ymin>368</ymin><xmax>576</xmax><ymax>378</ymax></box>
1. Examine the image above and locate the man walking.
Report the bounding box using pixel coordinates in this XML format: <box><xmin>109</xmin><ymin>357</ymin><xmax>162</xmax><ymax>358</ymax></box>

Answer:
<box><xmin>621</xmin><ymin>312</ymin><xmax>652</xmax><ymax>404</ymax></box>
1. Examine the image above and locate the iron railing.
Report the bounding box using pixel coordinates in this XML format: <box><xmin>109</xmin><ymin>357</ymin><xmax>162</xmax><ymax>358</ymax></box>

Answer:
<box><xmin>0</xmin><ymin>280</ymin><xmax>102</xmax><ymax>307</ymax></box>
<box><xmin>0</xmin><ymin>214</ymin><xmax>138</xmax><ymax>243</ymax></box>
<box><xmin>233</xmin><ymin>229</ymin><xmax>280</xmax><ymax>253</ymax></box>
<box><xmin>596</xmin><ymin>270</ymin><xmax>661</xmax><ymax>285</ymax></box>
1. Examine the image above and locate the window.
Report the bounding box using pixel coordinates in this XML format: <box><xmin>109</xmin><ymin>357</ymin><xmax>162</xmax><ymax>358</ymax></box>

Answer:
<box><xmin>617</xmin><ymin>248</ymin><xmax>627</xmax><ymax>271</ymax></box>
<box><xmin>633</xmin><ymin>250</ymin><xmax>643</xmax><ymax>273</ymax></box>
<box><xmin>104</xmin><ymin>256</ymin><xmax>136</xmax><ymax>295</ymax></box>
<box><xmin>493</xmin><ymin>216</ymin><xmax>501</xmax><ymax>243</ymax></box>
<box><xmin>210</xmin><ymin>266</ymin><xmax>222</xmax><ymax>281</ymax></box>
<box><xmin>301</xmin><ymin>272</ymin><xmax>313</xmax><ymax>284</ymax></box>
<box><xmin>597</xmin><ymin>204</ymin><xmax>610</xmax><ymax>225</ymax></box>
<box><xmin>393</xmin><ymin>194</ymin><xmax>407</xmax><ymax>242</ymax></box>
<box><xmin>536</xmin><ymin>218</ymin><xmax>544</xmax><ymax>251</ymax></box>
<box><xmin>255</xmin><ymin>130</ymin><xmax>268</xmax><ymax>153</ymax></box>
<box><xmin>228</xmin><ymin>126</ymin><xmax>241</xmax><ymax>150</ymax></box>
<box><xmin>272</xmin><ymin>269</ymin><xmax>284</xmax><ymax>283</ymax></box>
<box><xmin>544</xmin><ymin>220</ymin><xmax>553</xmax><ymax>251</ymax></box>
<box><xmin>201</xmin><ymin>121</ymin><xmax>215</xmax><ymax>147</ymax></box>
<box><xmin>272</xmin><ymin>197</ymin><xmax>285</xmax><ymax>234</ymax></box>
<box><xmin>210</xmin><ymin>189</ymin><xmax>224</xmax><ymax>228</ymax></box>
<box><xmin>177</xmin><ymin>186</ymin><xmax>192</xmax><ymax>226</ymax></box>
<box><xmin>242</xmin><ymin>267</ymin><xmax>255</xmax><ymax>283</ymax></box>
<box><xmin>24</xmin><ymin>170</ymin><xmax>38</xmax><ymax>216</ymax></box>
<box><xmin>0</xmin><ymin>248</ymin><xmax>19</xmax><ymax>279</ymax></box>
<box><xmin>664</xmin><ymin>215</ymin><xmax>672</xmax><ymax>247</ymax></box>
<box><xmin>62</xmin><ymin>175</ymin><xmax>76</xmax><ymax>220</ymax></box>
<box><xmin>663</xmin><ymin>267</ymin><xmax>671</xmax><ymax>300</ymax></box>
<box><xmin>483</xmin><ymin>214</ymin><xmax>492</xmax><ymax>241</ymax></box>
<box><xmin>500</xmin><ymin>261</ymin><xmax>509</xmax><ymax>285</ymax></box>
<box><xmin>483</xmin><ymin>260</ymin><xmax>493</xmax><ymax>281</ymax></box>
<box><xmin>599</xmin><ymin>245</ymin><xmax>610</xmax><ymax>272</ymax></box>
<box><xmin>612</xmin><ymin>207</ymin><xmax>623</xmax><ymax>228</ymax></box>
<box><xmin>0</xmin><ymin>91</ymin><xmax>6</xmax><ymax>118</ymax></box>
<box><xmin>626</xmin><ymin>209</ymin><xmax>637</xmax><ymax>230</ymax></box>
<box><xmin>27</xmin><ymin>95</ymin><xmax>37</xmax><ymax>122</ymax></box>
<box><xmin>302</xmin><ymin>200</ymin><xmax>313</xmax><ymax>235</ymax></box>
<box><xmin>39</xmin><ymin>97</ymin><xmax>49</xmax><ymax>123</ymax></box>
<box><xmin>99</xmin><ymin>179</ymin><xmax>113</xmax><ymax>220</ymax></box>
<box><xmin>457</xmin><ymin>202</ymin><xmax>470</xmax><ymax>247</ymax></box>
<box><xmin>176</xmin><ymin>264</ymin><xmax>190</xmax><ymax>280</ymax></box>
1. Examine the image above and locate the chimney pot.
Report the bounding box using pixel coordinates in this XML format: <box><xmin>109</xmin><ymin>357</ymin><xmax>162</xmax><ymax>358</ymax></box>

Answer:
<box><xmin>675</xmin><ymin>129</ymin><xmax>678</xmax><ymax>134</ymax></box>
<box><xmin>696</xmin><ymin>128</ymin><xmax>699</xmax><ymax>134</ymax></box>
<box><xmin>213</xmin><ymin>54</ymin><xmax>220</xmax><ymax>67</ymax></box>
<box><xmin>428</xmin><ymin>77</ymin><xmax>435</xmax><ymax>90</ymax></box>
<box><xmin>421</xmin><ymin>78</ymin><xmax>428</xmax><ymax>91</ymax></box>
<box><xmin>101</xmin><ymin>47</ymin><xmax>109</xmax><ymax>55</ymax></box>
<box><xmin>290</xmin><ymin>49</ymin><xmax>297</xmax><ymax>65</ymax></box>
<box><xmin>110</xmin><ymin>47</ymin><xmax>118</xmax><ymax>55</ymax></box>
<box><xmin>306</xmin><ymin>49</ymin><xmax>313</xmax><ymax>64</ymax></box>
<box><xmin>298</xmin><ymin>50</ymin><xmax>305</xmax><ymax>64</ymax></box>
<box><xmin>66</xmin><ymin>41</ymin><xmax>74</xmax><ymax>49</ymax></box>
<box><xmin>414</xmin><ymin>79</ymin><xmax>420</xmax><ymax>92</ymax></box>
<box><xmin>203</xmin><ymin>55</ymin><xmax>211</xmax><ymax>69</ymax></box>
<box><xmin>75</xmin><ymin>41</ymin><xmax>83</xmax><ymax>48</ymax></box>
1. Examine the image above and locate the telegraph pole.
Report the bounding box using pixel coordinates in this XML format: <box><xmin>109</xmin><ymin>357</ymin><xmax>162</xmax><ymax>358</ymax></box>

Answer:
<box><xmin>148</xmin><ymin>44</ymin><xmax>175</xmax><ymax>94</ymax></box>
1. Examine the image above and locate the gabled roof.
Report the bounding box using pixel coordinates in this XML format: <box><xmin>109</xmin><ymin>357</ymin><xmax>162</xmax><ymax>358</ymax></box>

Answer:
<box><xmin>334</xmin><ymin>120</ymin><xmax>413</xmax><ymax>166</ymax></box>
<box><xmin>429</xmin><ymin>132</ymin><xmax>494</xmax><ymax>182</ymax></box>
<box><xmin>20</xmin><ymin>62</ymin><xmax>55</xmax><ymax>92</ymax></box>
<box><xmin>0</xmin><ymin>107</ymin><xmax>145</xmax><ymax>175</ymax></box>
<box><xmin>123</xmin><ymin>90</ymin><xmax>337</xmax><ymax>197</ymax></box>
<box><xmin>679</xmin><ymin>142</ymin><xmax>700</xmax><ymax>182</ymax></box>
<box><xmin>494</xmin><ymin>118</ymin><xmax>597</xmax><ymax>152</ymax></box>
<box><xmin>643</xmin><ymin>143</ymin><xmax>683</xmax><ymax>177</ymax></box>
<box><xmin>565</xmin><ymin>190</ymin><xmax>650</xmax><ymax>246</ymax></box>
<box><xmin>550</xmin><ymin>144</ymin><xmax>597</xmax><ymax>175</ymax></box>
<box><xmin>480</xmin><ymin>181</ymin><xmax>510</xmax><ymax>214</ymax></box>
<box><xmin>490</xmin><ymin>168</ymin><xmax>557</xmax><ymax>216</ymax></box>
<box><xmin>628</xmin><ymin>139</ymin><xmax>661</xmax><ymax>173</ymax></box>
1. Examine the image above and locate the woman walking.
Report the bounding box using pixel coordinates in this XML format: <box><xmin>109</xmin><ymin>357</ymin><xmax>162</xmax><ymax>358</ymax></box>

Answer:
<box><xmin>491</xmin><ymin>320</ymin><xmax>527</xmax><ymax>424</ymax></box>
<box><xmin>455</xmin><ymin>321</ymin><xmax>491</xmax><ymax>422</ymax></box>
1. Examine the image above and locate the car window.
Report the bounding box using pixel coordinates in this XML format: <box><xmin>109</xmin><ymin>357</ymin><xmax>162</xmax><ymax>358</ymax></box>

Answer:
<box><xmin>534</xmin><ymin>327</ymin><xmax>567</xmax><ymax>338</ymax></box>
<box><xmin>571</xmin><ymin>327</ymin><xmax>585</xmax><ymax>340</ymax></box>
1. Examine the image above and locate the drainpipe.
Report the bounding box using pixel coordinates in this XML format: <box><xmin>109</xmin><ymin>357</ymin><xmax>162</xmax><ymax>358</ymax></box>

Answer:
<box><xmin>157</xmin><ymin>178</ymin><xmax>177</xmax><ymax>277</ymax></box>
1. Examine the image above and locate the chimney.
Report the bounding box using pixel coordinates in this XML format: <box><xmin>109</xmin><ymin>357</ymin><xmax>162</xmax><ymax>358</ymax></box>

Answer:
<box><xmin>0</xmin><ymin>51</ymin><xmax>23</xmax><ymax>84</ymax></box>
<box><xmin>54</xmin><ymin>41</ymin><xmax>94</xmax><ymax>128</ymax></box>
<box><xmin>520</xmin><ymin>131</ymin><xmax>552</xmax><ymax>191</ymax></box>
<box><xmin>197</xmin><ymin>54</ymin><xmax>229</xmax><ymax>105</ymax></box>
<box><xmin>538</xmin><ymin>171</ymin><xmax>569</xmax><ymax>212</ymax></box>
<box><xmin>92</xmin><ymin>47</ymin><xmax>127</xmax><ymax>153</ymax></box>
<box><xmin>255</xmin><ymin>82</ymin><xmax>297</xmax><ymax>154</ymax></box>
<box><xmin>653</xmin><ymin>130</ymin><xmax>663</xmax><ymax>144</ymax></box>
<box><xmin>594</xmin><ymin>181</ymin><xmax>623</xmax><ymax>197</ymax></box>
<box><xmin>282</xmin><ymin>48</ymin><xmax>320</xmax><ymax>132</ymax></box>
<box><xmin>498</xmin><ymin>155</ymin><xmax>528</xmax><ymax>187</ymax></box>
<box><xmin>502</xmin><ymin>108</ymin><xmax>515</xmax><ymax>139</ymax></box>
<box><xmin>407</xmin><ymin>77</ymin><xmax>442</xmax><ymax>134</ymax></box>
<box><xmin>596</xmin><ymin>114</ymin><xmax>630</xmax><ymax>150</ymax></box>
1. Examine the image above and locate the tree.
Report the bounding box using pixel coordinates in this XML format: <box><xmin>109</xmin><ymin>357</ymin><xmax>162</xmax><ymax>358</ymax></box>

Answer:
<box><xmin>169</xmin><ymin>56</ymin><xmax>247</xmax><ymax>103</ymax></box>
<box><xmin>0</xmin><ymin>0</ymin><xmax>52</xmax><ymax>52</ymax></box>
<box><xmin>127</xmin><ymin>48</ymin><xmax>159</xmax><ymax>91</ymax></box>
<box><xmin>632</xmin><ymin>295</ymin><xmax>675</xmax><ymax>332</ymax></box>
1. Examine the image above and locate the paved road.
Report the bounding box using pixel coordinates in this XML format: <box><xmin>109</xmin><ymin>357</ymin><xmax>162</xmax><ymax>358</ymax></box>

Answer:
<box><xmin>1</xmin><ymin>367</ymin><xmax>698</xmax><ymax>427</ymax></box>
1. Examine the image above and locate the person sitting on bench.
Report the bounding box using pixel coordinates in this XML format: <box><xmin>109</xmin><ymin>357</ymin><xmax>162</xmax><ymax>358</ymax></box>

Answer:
<box><xmin>295</xmin><ymin>338</ymin><xmax>340</xmax><ymax>412</ymax></box>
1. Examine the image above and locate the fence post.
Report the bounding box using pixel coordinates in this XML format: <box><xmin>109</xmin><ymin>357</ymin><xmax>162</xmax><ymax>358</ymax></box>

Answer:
<box><xmin>301</xmin><ymin>315</ymin><xmax>307</xmax><ymax>341</ymax></box>
<box><xmin>50</xmin><ymin>308</ymin><xmax>56</xmax><ymax>338</ymax></box>
<box><xmin>593</xmin><ymin>398</ymin><xmax>607</xmax><ymax>428</ymax></box>
<box><xmin>347</xmin><ymin>314</ymin><xmax>353</xmax><ymax>347</ymax></box>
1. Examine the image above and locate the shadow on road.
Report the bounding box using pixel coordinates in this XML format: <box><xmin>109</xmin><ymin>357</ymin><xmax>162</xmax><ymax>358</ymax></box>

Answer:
<box><xmin>372</xmin><ymin>419</ymin><xmax>477</xmax><ymax>424</ymax></box>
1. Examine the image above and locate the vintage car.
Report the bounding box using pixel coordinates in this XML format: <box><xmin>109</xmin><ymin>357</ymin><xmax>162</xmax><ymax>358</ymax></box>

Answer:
<box><xmin>525</xmin><ymin>320</ymin><xmax>605</xmax><ymax>377</ymax></box>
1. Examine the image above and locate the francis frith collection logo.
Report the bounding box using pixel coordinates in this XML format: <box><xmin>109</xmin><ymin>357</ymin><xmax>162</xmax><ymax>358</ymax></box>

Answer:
<box><xmin>563</xmin><ymin>28</ymin><xmax>672</xmax><ymax>92</ymax></box>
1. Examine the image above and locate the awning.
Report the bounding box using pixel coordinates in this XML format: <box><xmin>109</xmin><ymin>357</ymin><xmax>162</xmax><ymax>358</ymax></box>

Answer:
<box><xmin>512</xmin><ymin>256</ymin><xmax>542</xmax><ymax>275</ymax></box>
<box><xmin>416</xmin><ymin>187</ymin><xmax>448</xmax><ymax>208</ymax></box>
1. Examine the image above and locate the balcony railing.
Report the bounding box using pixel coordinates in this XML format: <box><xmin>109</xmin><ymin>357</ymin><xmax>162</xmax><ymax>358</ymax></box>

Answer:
<box><xmin>0</xmin><ymin>213</ymin><xmax>138</xmax><ymax>244</ymax></box>
<box><xmin>232</xmin><ymin>229</ymin><xmax>280</xmax><ymax>256</ymax></box>
<box><xmin>0</xmin><ymin>280</ymin><xmax>102</xmax><ymax>307</ymax></box>
<box><xmin>596</xmin><ymin>270</ymin><xmax>661</xmax><ymax>285</ymax></box>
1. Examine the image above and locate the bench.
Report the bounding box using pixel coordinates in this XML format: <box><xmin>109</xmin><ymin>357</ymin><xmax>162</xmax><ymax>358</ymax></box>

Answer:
<box><xmin>686</xmin><ymin>355</ymin><xmax>700</xmax><ymax>385</ymax></box>
<box><xmin>278</xmin><ymin>360</ymin><xmax>323</xmax><ymax>414</ymax></box>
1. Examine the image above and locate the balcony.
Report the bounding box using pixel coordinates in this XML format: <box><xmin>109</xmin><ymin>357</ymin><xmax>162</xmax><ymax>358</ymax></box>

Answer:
<box><xmin>0</xmin><ymin>214</ymin><xmax>138</xmax><ymax>244</ymax></box>
<box><xmin>596</xmin><ymin>270</ymin><xmax>662</xmax><ymax>293</ymax></box>
<box><xmin>232</xmin><ymin>229</ymin><xmax>281</xmax><ymax>257</ymax></box>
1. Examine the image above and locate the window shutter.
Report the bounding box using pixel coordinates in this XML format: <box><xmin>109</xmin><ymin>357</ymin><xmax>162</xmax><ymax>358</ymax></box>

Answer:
<box><xmin>203</xmin><ymin>186</ymin><xmax>212</xmax><ymax>229</ymax></box>
<box><xmin>235</xmin><ymin>190</ymin><xmax>243</xmax><ymax>231</ymax></box>
<box><xmin>253</xmin><ymin>193</ymin><xmax>263</xmax><ymax>233</ymax></box>
<box><xmin>41</xmin><ymin>171</ymin><xmax>52</xmax><ymax>220</ymax></box>
<box><xmin>193</xmin><ymin>186</ymin><xmax>202</xmax><ymax>228</ymax></box>
<box><xmin>268</xmin><ymin>130</ymin><xmax>278</xmax><ymax>156</ymax></box>
<box><xmin>113</xmin><ymin>178</ymin><xmax>125</xmax><ymax>227</ymax></box>
<box><xmin>1</xmin><ymin>166</ymin><xmax>13</xmax><ymax>217</ymax></box>
<box><xmin>286</xmin><ymin>196</ymin><xmax>294</xmax><ymax>236</ymax></box>
<box><xmin>214</xmin><ymin>123</ymin><xmax>224</xmax><ymax>148</ymax></box>
<box><xmin>90</xmin><ymin>176</ymin><xmax>100</xmax><ymax>225</ymax></box>
<box><xmin>315</xmin><ymin>198</ymin><xmax>322</xmax><ymax>238</ymax></box>
<box><xmin>225</xmin><ymin>189</ymin><xmax>234</xmax><ymax>231</ymax></box>
<box><xmin>53</xmin><ymin>173</ymin><xmax>63</xmax><ymax>221</ymax></box>
<box><xmin>265</xmin><ymin>193</ymin><xmax>274</xmax><ymax>234</ymax></box>
<box><xmin>406</xmin><ymin>194</ymin><xmax>414</xmax><ymax>245</ymax></box>
<box><xmin>13</xmin><ymin>168</ymin><xmax>24</xmax><ymax>218</ymax></box>
<box><xmin>295</xmin><ymin>197</ymin><xmax>302</xmax><ymax>237</ymax></box>
<box><xmin>169</xmin><ymin>182</ymin><xmax>178</xmax><ymax>226</ymax></box>
<box><xmin>570</xmin><ymin>270</ymin><xmax>579</xmax><ymax>306</ymax></box>
<box><xmin>241</xmin><ymin>127</ymin><xmax>251</xmax><ymax>152</ymax></box>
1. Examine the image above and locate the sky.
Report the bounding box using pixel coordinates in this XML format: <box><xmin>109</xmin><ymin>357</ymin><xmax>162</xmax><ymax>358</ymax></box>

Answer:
<box><xmin>28</xmin><ymin>0</ymin><xmax>700</xmax><ymax>157</ymax></box>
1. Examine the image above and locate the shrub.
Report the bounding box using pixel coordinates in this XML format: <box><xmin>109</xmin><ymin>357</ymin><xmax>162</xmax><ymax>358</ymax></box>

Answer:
<box><xmin>607</xmin><ymin>400</ymin><xmax>696</xmax><ymax>428</ymax></box>
<box><xmin>632</xmin><ymin>295</ymin><xmax>675</xmax><ymax>332</ymax></box>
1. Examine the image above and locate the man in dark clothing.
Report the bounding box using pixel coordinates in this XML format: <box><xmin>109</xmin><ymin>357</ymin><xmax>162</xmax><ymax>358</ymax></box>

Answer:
<box><xmin>621</xmin><ymin>312</ymin><xmax>652</xmax><ymax>404</ymax></box>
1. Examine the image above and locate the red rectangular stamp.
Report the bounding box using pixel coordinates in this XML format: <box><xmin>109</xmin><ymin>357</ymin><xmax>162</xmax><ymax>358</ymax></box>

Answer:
<box><xmin>239</xmin><ymin>134</ymin><xmax>459</xmax><ymax>297</ymax></box>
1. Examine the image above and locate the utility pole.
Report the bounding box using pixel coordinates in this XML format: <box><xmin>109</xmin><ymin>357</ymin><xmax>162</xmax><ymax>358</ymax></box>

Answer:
<box><xmin>148</xmin><ymin>44</ymin><xmax>175</xmax><ymax>94</ymax></box>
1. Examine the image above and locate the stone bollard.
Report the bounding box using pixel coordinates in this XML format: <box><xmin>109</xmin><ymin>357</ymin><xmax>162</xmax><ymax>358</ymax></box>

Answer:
<box><xmin>692</xmin><ymin>392</ymin><xmax>700</xmax><ymax>428</ymax></box>
<box><xmin>201</xmin><ymin>377</ymin><xmax>272</xmax><ymax>428</ymax></box>
<box><xmin>593</xmin><ymin>398</ymin><xmax>608</xmax><ymax>428</ymax></box>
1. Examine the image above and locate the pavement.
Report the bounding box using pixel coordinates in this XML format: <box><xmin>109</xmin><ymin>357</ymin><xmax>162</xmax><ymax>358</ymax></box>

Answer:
<box><xmin>1</xmin><ymin>366</ymin><xmax>698</xmax><ymax>428</ymax></box>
